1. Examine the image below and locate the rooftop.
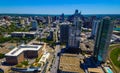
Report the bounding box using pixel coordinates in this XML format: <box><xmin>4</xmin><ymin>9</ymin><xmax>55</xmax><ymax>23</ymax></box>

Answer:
<box><xmin>11</xmin><ymin>32</ymin><xmax>36</xmax><ymax>34</ymax></box>
<box><xmin>5</xmin><ymin>44</ymin><xmax>42</xmax><ymax>56</ymax></box>
<box><xmin>60</xmin><ymin>21</ymin><xmax>71</xmax><ymax>25</ymax></box>
<box><xmin>39</xmin><ymin>52</ymin><xmax>50</xmax><ymax>63</ymax></box>
<box><xmin>88</xmin><ymin>67</ymin><xmax>104</xmax><ymax>73</ymax></box>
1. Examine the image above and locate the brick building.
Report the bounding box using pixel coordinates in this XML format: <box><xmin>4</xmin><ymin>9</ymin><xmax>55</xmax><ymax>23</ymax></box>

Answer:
<box><xmin>5</xmin><ymin>45</ymin><xmax>43</xmax><ymax>65</ymax></box>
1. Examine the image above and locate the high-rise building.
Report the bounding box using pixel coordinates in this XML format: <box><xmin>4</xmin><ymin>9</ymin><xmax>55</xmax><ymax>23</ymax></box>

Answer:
<box><xmin>93</xmin><ymin>17</ymin><xmax>113</xmax><ymax>62</ymax></box>
<box><xmin>31</xmin><ymin>20</ymin><xmax>38</xmax><ymax>31</ymax></box>
<box><xmin>60</xmin><ymin>22</ymin><xmax>70</xmax><ymax>44</ymax></box>
<box><xmin>47</xmin><ymin>16</ymin><xmax>52</xmax><ymax>25</ymax></box>
<box><xmin>47</xmin><ymin>31</ymin><xmax>54</xmax><ymax>41</ymax></box>
<box><xmin>91</xmin><ymin>20</ymin><xmax>100</xmax><ymax>38</ymax></box>
<box><xmin>20</xmin><ymin>18</ymin><xmax>25</xmax><ymax>25</ymax></box>
<box><xmin>60</xmin><ymin>13</ymin><xmax>65</xmax><ymax>22</ymax></box>
<box><xmin>68</xmin><ymin>10</ymin><xmax>82</xmax><ymax>48</ymax></box>
<box><xmin>25</xmin><ymin>18</ymin><xmax>30</xmax><ymax>25</ymax></box>
<box><xmin>68</xmin><ymin>20</ymin><xmax>82</xmax><ymax>48</ymax></box>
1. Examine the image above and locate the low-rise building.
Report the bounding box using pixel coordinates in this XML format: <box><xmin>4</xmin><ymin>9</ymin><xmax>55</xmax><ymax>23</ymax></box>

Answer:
<box><xmin>38</xmin><ymin>52</ymin><xmax>50</xmax><ymax>66</ymax></box>
<box><xmin>5</xmin><ymin>44</ymin><xmax>43</xmax><ymax>65</ymax></box>
<box><xmin>11</xmin><ymin>32</ymin><xmax>24</xmax><ymax>38</ymax></box>
<box><xmin>88</xmin><ymin>67</ymin><xmax>104</xmax><ymax>73</ymax></box>
<box><xmin>11</xmin><ymin>32</ymin><xmax>36</xmax><ymax>38</ymax></box>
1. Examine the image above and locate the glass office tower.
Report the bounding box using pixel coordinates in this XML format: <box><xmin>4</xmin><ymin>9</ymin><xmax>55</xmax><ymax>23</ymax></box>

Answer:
<box><xmin>94</xmin><ymin>17</ymin><xmax>113</xmax><ymax>62</ymax></box>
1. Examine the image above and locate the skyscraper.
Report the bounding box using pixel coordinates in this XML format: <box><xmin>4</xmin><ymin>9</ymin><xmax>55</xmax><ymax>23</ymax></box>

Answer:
<box><xmin>47</xmin><ymin>16</ymin><xmax>52</xmax><ymax>25</ymax></box>
<box><xmin>31</xmin><ymin>20</ymin><xmax>38</xmax><ymax>31</ymax></box>
<box><xmin>68</xmin><ymin>20</ymin><xmax>82</xmax><ymax>48</ymax></box>
<box><xmin>68</xmin><ymin>10</ymin><xmax>82</xmax><ymax>49</ymax></box>
<box><xmin>93</xmin><ymin>17</ymin><xmax>113</xmax><ymax>62</ymax></box>
<box><xmin>91</xmin><ymin>20</ymin><xmax>100</xmax><ymax>38</ymax></box>
<box><xmin>60</xmin><ymin>22</ymin><xmax>70</xmax><ymax>44</ymax></box>
<box><xmin>60</xmin><ymin>13</ymin><xmax>65</xmax><ymax>22</ymax></box>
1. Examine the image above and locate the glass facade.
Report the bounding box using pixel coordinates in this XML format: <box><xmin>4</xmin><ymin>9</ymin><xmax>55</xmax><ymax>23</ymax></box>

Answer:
<box><xmin>94</xmin><ymin>17</ymin><xmax>113</xmax><ymax>62</ymax></box>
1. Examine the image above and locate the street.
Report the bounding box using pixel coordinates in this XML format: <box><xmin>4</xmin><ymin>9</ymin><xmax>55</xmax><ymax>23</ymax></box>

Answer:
<box><xmin>28</xmin><ymin>27</ymin><xmax>49</xmax><ymax>45</ymax></box>
<box><xmin>50</xmin><ymin>25</ymin><xmax>61</xmax><ymax>73</ymax></box>
<box><xmin>50</xmin><ymin>44</ymin><xmax>61</xmax><ymax>73</ymax></box>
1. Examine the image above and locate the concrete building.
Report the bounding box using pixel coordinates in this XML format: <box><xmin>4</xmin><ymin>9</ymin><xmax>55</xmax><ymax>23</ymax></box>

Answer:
<box><xmin>20</xmin><ymin>19</ymin><xmax>25</xmax><ymax>25</ymax></box>
<box><xmin>24</xmin><ymin>32</ymin><xmax>36</xmax><ymax>38</ymax></box>
<box><xmin>11</xmin><ymin>32</ymin><xmax>36</xmax><ymax>38</ymax></box>
<box><xmin>31</xmin><ymin>20</ymin><xmax>38</xmax><ymax>31</ymax></box>
<box><xmin>47</xmin><ymin>31</ymin><xmax>54</xmax><ymax>41</ymax></box>
<box><xmin>5</xmin><ymin>45</ymin><xmax>43</xmax><ymax>64</ymax></box>
<box><xmin>25</xmin><ymin>18</ymin><xmax>30</xmax><ymax>25</ymax></box>
<box><xmin>68</xmin><ymin>10</ymin><xmax>82</xmax><ymax>49</ymax></box>
<box><xmin>60</xmin><ymin>22</ymin><xmax>70</xmax><ymax>44</ymax></box>
<box><xmin>93</xmin><ymin>17</ymin><xmax>113</xmax><ymax>62</ymax></box>
<box><xmin>47</xmin><ymin>16</ymin><xmax>52</xmax><ymax>25</ymax></box>
<box><xmin>52</xmin><ymin>20</ymin><xmax>59</xmax><ymax>27</ymax></box>
<box><xmin>60</xmin><ymin>13</ymin><xmax>65</xmax><ymax>22</ymax></box>
<box><xmin>11</xmin><ymin>32</ymin><xmax>24</xmax><ymax>38</ymax></box>
<box><xmin>38</xmin><ymin>52</ymin><xmax>50</xmax><ymax>66</ymax></box>
<box><xmin>91</xmin><ymin>20</ymin><xmax>100</xmax><ymax>38</ymax></box>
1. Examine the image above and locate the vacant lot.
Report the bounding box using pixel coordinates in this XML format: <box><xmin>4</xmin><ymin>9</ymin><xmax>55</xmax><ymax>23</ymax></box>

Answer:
<box><xmin>0</xmin><ymin>42</ymin><xmax>17</xmax><ymax>54</ymax></box>
<box><xmin>59</xmin><ymin>54</ymin><xmax>84</xmax><ymax>73</ymax></box>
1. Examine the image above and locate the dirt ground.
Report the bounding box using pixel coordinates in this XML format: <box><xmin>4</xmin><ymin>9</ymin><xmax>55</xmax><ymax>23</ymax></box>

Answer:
<box><xmin>0</xmin><ymin>42</ymin><xmax>17</xmax><ymax>54</ymax></box>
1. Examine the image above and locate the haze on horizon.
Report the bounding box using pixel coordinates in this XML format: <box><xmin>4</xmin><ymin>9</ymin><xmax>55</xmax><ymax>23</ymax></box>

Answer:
<box><xmin>0</xmin><ymin>0</ymin><xmax>120</xmax><ymax>14</ymax></box>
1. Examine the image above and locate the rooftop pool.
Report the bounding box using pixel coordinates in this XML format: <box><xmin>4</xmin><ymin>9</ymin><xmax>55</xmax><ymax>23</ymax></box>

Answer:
<box><xmin>104</xmin><ymin>67</ymin><xmax>113</xmax><ymax>73</ymax></box>
<box><xmin>114</xmin><ymin>28</ymin><xmax>120</xmax><ymax>31</ymax></box>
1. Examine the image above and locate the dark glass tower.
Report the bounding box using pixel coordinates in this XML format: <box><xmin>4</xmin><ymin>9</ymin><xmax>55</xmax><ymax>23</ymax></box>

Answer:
<box><xmin>94</xmin><ymin>17</ymin><xmax>113</xmax><ymax>62</ymax></box>
<box><xmin>60</xmin><ymin>23</ymin><xmax>70</xmax><ymax>44</ymax></box>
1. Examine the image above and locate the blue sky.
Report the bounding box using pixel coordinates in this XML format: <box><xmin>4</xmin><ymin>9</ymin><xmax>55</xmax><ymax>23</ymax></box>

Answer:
<box><xmin>0</xmin><ymin>0</ymin><xmax>120</xmax><ymax>14</ymax></box>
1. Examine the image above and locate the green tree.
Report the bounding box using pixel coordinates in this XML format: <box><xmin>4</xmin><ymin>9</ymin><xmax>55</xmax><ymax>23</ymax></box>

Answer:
<box><xmin>0</xmin><ymin>53</ymin><xmax>5</xmax><ymax>59</ymax></box>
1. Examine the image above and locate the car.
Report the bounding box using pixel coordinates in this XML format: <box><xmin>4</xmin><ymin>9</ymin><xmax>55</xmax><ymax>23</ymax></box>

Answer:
<box><xmin>0</xmin><ymin>68</ymin><xmax>4</xmax><ymax>73</ymax></box>
<box><xmin>1</xmin><ymin>61</ymin><xmax>4</xmax><ymax>65</ymax></box>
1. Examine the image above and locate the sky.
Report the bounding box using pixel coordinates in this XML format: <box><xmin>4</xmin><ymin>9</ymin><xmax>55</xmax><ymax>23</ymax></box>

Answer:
<box><xmin>0</xmin><ymin>0</ymin><xmax>120</xmax><ymax>14</ymax></box>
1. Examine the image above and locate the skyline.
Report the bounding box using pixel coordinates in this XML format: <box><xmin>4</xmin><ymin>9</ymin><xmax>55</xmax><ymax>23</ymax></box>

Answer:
<box><xmin>0</xmin><ymin>0</ymin><xmax>120</xmax><ymax>14</ymax></box>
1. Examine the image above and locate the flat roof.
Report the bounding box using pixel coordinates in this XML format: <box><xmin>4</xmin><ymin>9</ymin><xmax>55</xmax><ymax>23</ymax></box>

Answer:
<box><xmin>88</xmin><ymin>68</ymin><xmax>104</xmax><ymax>73</ymax></box>
<box><xmin>11</xmin><ymin>32</ymin><xmax>36</xmax><ymax>34</ymax></box>
<box><xmin>104</xmin><ymin>67</ymin><xmax>113</xmax><ymax>73</ymax></box>
<box><xmin>39</xmin><ymin>52</ymin><xmax>50</xmax><ymax>63</ymax></box>
<box><xmin>60</xmin><ymin>22</ymin><xmax>72</xmax><ymax>25</ymax></box>
<box><xmin>5</xmin><ymin>44</ymin><xmax>42</xmax><ymax>56</ymax></box>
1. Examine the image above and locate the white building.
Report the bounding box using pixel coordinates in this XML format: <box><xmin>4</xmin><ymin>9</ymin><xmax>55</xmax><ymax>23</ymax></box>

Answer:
<box><xmin>68</xmin><ymin>10</ymin><xmax>82</xmax><ymax>49</ymax></box>
<box><xmin>39</xmin><ymin>52</ymin><xmax>50</xmax><ymax>64</ymax></box>
<box><xmin>68</xmin><ymin>20</ymin><xmax>82</xmax><ymax>48</ymax></box>
<box><xmin>91</xmin><ymin>20</ymin><xmax>100</xmax><ymax>38</ymax></box>
<box><xmin>5</xmin><ymin>44</ymin><xmax>42</xmax><ymax>57</ymax></box>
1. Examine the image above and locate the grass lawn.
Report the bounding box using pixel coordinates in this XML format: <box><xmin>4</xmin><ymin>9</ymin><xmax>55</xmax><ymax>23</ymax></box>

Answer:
<box><xmin>110</xmin><ymin>48</ymin><xmax>120</xmax><ymax>69</ymax></box>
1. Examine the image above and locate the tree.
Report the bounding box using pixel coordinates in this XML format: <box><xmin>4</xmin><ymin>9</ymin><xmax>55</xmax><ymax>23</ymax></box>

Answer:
<box><xmin>0</xmin><ymin>53</ymin><xmax>5</xmax><ymax>59</ymax></box>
